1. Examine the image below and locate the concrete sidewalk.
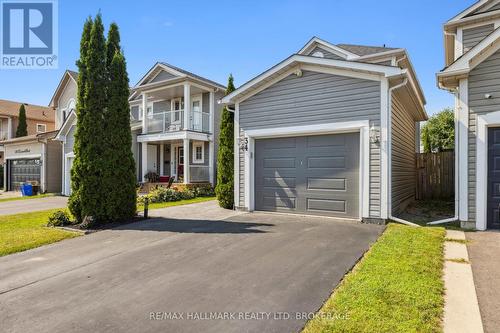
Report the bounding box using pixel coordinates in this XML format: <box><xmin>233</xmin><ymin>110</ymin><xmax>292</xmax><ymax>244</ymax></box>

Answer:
<box><xmin>443</xmin><ymin>230</ymin><xmax>484</xmax><ymax>333</ymax></box>
<box><xmin>0</xmin><ymin>196</ymin><xmax>68</xmax><ymax>215</ymax></box>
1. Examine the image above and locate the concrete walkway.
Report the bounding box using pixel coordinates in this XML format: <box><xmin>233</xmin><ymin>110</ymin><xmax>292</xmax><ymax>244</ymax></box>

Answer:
<box><xmin>0</xmin><ymin>196</ymin><xmax>68</xmax><ymax>215</ymax></box>
<box><xmin>467</xmin><ymin>231</ymin><xmax>500</xmax><ymax>333</ymax></box>
<box><xmin>443</xmin><ymin>230</ymin><xmax>484</xmax><ymax>333</ymax></box>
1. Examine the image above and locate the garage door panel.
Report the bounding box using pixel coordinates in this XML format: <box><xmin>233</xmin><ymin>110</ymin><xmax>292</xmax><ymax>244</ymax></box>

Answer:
<box><xmin>255</xmin><ymin>133</ymin><xmax>359</xmax><ymax>218</ymax></box>
<box><xmin>306</xmin><ymin>198</ymin><xmax>346</xmax><ymax>214</ymax></box>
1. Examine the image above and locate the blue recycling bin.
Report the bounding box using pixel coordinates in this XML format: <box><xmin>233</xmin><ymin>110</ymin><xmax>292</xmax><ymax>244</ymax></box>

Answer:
<box><xmin>21</xmin><ymin>183</ymin><xmax>33</xmax><ymax>196</ymax></box>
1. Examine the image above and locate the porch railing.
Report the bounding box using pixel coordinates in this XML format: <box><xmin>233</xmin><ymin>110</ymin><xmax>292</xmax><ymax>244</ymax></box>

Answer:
<box><xmin>190</xmin><ymin>165</ymin><xmax>209</xmax><ymax>182</ymax></box>
<box><xmin>146</xmin><ymin>110</ymin><xmax>210</xmax><ymax>134</ymax></box>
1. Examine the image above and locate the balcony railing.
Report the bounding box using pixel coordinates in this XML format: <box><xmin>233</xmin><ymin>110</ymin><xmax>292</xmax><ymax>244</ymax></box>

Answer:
<box><xmin>146</xmin><ymin>110</ymin><xmax>210</xmax><ymax>134</ymax></box>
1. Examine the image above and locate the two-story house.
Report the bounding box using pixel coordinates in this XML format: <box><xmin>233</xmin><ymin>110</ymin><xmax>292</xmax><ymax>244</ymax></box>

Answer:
<box><xmin>54</xmin><ymin>64</ymin><xmax>225</xmax><ymax>196</ymax></box>
<box><xmin>438</xmin><ymin>0</ymin><xmax>500</xmax><ymax>230</ymax></box>
<box><xmin>0</xmin><ymin>99</ymin><xmax>59</xmax><ymax>192</ymax></box>
<box><xmin>0</xmin><ymin>99</ymin><xmax>55</xmax><ymax>163</ymax></box>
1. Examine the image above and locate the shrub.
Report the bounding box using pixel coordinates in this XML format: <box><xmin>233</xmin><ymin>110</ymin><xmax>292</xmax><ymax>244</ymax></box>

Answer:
<box><xmin>47</xmin><ymin>210</ymin><xmax>72</xmax><ymax>227</ymax></box>
<box><xmin>137</xmin><ymin>185</ymin><xmax>214</xmax><ymax>205</ymax></box>
<box><xmin>216</xmin><ymin>183</ymin><xmax>233</xmax><ymax>209</ymax></box>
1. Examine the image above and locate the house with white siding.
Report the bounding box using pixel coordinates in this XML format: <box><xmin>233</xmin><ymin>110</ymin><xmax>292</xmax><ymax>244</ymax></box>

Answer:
<box><xmin>438</xmin><ymin>0</ymin><xmax>500</xmax><ymax>230</ymax></box>
<box><xmin>222</xmin><ymin>37</ymin><xmax>427</xmax><ymax>223</ymax></box>
<box><xmin>54</xmin><ymin>64</ymin><xmax>225</xmax><ymax>196</ymax></box>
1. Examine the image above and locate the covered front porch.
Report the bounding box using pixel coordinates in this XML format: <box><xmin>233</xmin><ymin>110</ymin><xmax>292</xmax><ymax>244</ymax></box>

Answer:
<box><xmin>137</xmin><ymin>131</ymin><xmax>214</xmax><ymax>186</ymax></box>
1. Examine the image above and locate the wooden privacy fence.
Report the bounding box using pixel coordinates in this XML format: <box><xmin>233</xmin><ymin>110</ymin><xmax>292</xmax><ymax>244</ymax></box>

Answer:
<box><xmin>416</xmin><ymin>151</ymin><xmax>455</xmax><ymax>200</ymax></box>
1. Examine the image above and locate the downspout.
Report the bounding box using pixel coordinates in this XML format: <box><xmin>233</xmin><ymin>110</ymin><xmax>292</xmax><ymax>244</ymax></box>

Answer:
<box><xmin>37</xmin><ymin>136</ymin><xmax>47</xmax><ymax>193</ymax></box>
<box><xmin>386</xmin><ymin>77</ymin><xmax>421</xmax><ymax>227</ymax></box>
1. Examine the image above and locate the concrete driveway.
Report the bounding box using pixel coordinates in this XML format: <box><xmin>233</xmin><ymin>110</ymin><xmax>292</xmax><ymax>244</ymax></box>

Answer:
<box><xmin>0</xmin><ymin>196</ymin><xmax>68</xmax><ymax>215</ymax></box>
<box><xmin>467</xmin><ymin>231</ymin><xmax>500</xmax><ymax>333</ymax></box>
<box><xmin>0</xmin><ymin>201</ymin><xmax>383</xmax><ymax>333</ymax></box>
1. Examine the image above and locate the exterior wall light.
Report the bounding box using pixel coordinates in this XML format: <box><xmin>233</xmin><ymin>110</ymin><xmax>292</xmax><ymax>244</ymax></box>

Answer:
<box><xmin>370</xmin><ymin>126</ymin><xmax>380</xmax><ymax>144</ymax></box>
<box><xmin>239</xmin><ymin>137</ymin><xmax>249</xmax><ymax>151</ymax></box>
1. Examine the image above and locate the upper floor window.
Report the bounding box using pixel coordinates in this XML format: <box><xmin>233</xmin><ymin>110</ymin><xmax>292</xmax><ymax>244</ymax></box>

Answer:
<box><xmin>37</xmin><ymin>124</ymin><xmax>47</xmax><ymax>133</ymax></box>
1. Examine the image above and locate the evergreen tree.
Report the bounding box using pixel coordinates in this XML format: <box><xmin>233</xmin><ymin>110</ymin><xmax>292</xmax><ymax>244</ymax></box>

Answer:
<box><xmin>69</xmin><ymin>17</ymin><xmax>92</xmax><ymax>222</ymax></box>
<box><xmin>103</xmin><ymin>25</ymin><xmax>136</xmax><ymax>221</ymax></box>
<box><xmin>15</xmin><ymin>104</ymin><xmax>28</xmax><ymax>137</ymax></box>
<box><xmin>215</xmin><ymin>74</ymin><xmax>236</xmax><ymax>209</ymax></box>
<box><xmin>70</xmin><ymin>14</ymin><xmax>107</xmax><ymax>224</ymax></box>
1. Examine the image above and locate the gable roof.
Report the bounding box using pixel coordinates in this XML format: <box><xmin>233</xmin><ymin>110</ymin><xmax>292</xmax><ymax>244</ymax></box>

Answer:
<box><xmin>221</xmin><ymin>54</ymin><xmax>406</xmax><ymax>104</ymax></box>
<box><xmin>54</xmin><ymin>109</ymin><xmax>76</xmax><ymax>141</ymax></box>
<box><xmin>49</xmin><ymin>70</ymin><xmax>78</xmax><ymax>108</ymax></box>
<box><xmin>438</xmin><ymin>25</ymin><xmax>500</xmax><ymax>86</ymax></box>
<box><xmin>298</xmin><ymin>37</ymin><xmax>359</xmax><ymax>60</ymax></box>
<box><xmin>0</xmin><ymin>99</ymin><xmax>54</xmax><ymax>122</ymax></box>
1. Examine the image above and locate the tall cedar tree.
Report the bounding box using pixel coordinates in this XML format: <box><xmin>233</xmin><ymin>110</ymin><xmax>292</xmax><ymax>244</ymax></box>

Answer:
<box><xmin>68</xmin><ymin>17</ymin><xmax>92</xmax><ymax>221</ymax></box>
<box><xmin>70</xmin><ymin>14</ymin><xmax>108</xmax><ymax>223</ymax></box>
<box><xmin>103</xmin><ymin>24</ymin><xmax>136</xmax><ymax>221</ymax></box>
<box><xmin>15</xmin><ymin>104</ymin><xmax>28</xmax><ymax>137</ymax></box>
<box><xmin>215</xmin><ymin>74</ymin><xmax>236</xmax><ymax>208</ymax></box>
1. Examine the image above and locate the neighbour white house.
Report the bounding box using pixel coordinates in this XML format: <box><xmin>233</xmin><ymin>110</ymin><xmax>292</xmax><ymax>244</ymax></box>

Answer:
<box><xmin>54</xmin><ymin>64</ymin><xmax>225</xmax><ymax>196</ymax></box>
<box><xmin>222</xmin><ymin>37</ymin><xmax>427</xmax><ymax>223</ymax></box>
<box><xmin>438</xmin><ymin>0</ymin><xmax>500</xmax><ymax>230</ymax></box>
<box><xmin>129</xmin><ymin>62</ymin><xmax>225</xmax><ymax>185</ymax></box>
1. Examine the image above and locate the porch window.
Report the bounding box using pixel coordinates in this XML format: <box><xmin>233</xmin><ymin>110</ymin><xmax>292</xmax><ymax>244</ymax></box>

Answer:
<box><xmin>172</xmin><ymin>98</ymin><xmax>184</xmax><ymax>122</ymax></box>
<box><xmin>193</xmin><ymin>142</ymin><xmax>204</xmax><ymax>164</ymax></box>
<box><xmin>36</xmin><ymin>124</ymin><xmax>46</xmax><ymax>133</ymax></box>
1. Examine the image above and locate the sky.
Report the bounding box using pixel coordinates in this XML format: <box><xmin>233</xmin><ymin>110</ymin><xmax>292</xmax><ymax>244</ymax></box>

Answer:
<box><xmin>0</xmin><ymin>0</ymin><xmax>476</xmax><ymax>116</ymax></box>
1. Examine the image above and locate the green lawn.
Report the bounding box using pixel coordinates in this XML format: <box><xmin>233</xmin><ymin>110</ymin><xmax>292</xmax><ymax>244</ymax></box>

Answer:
<box><xmin>137</xmin><ymin>196</ymin><xmax>216</xmax><ymax>211</ymax></box>
<box><xmin>0</xmin><ymin>209</ymin><xmax>81</xmax><ymax>257</ymax></box>
<box><xmin>0</xmin><ymin>193</ymin><xmax>55</xmax><ymax>203</ymax></box>
<box><xmin>302</xmin><ymin>223</ymin><xmax>446</xmax><ymax>333</ymax></box>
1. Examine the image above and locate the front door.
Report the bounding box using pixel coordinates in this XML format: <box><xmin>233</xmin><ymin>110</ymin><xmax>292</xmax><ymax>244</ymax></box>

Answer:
<box><xmin>176</xmin><ymin>146</ymin><xmax>184</xmax><ymax>180</ymax></box>
<box><xmin>147</xmin><ymin>145</ymin><xmax>158</xmax><ymax>174</ymax></box>
<box><xmin>487</xmin><ymin>127</ymin><xmax>500</xmax><ymax>229</ymax></box>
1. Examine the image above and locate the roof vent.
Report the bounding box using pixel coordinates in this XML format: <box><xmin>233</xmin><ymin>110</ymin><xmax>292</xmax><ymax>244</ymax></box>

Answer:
<box><xmin>312</xmin><ymin>51</ymin><xmax>324</xmax><ymax>58</ymax></box>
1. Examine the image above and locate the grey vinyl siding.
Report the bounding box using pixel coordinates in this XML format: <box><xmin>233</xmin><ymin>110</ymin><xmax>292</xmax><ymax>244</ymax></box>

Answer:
<box><xmin>57</xmin><ymin>79</ymin><xmax>77</xmax><ymax>128</ymax></box>
<box><xmin>491</xmin><ymin>3</ymin><xmax>500</xmax><ymax>11</ymax></box>
<box><xmin>463</xmin><ymin>24</ymin><xmax>494</xmax><ymax>53</ymax></box>
<box><xmin>153</xmin><ymin>101</ymin><xmax>169</xmax><ymax>113</ymax></box>
<box><xmin>46</xmin><ymin>140</ymin><xmax>62</xmax><ymax>193</ymax></box>
<box><xmin>149</xmin><ymin>70</ymin><xmax>177</xmax><ymax>83</ymax></box>
<box><xmin>308</xmin><ymin>46</ymin><xmax>344</xmax><ymax>60</ymax></box>
<box><xmin>391</xmin><ymin>92</ymin><xmax>416</xmax><ymax>215</ymax></box>
<box><xmin>468</xmin><ymin>48</ymin><xmax>500</xmax><ymax>223</ymax></box>
<box><xmin>64</xmin><ymin>125</ymin><xmax>75</xmax><ymax>155</ymax></box>
<box><xmin>237</xmin><ymin>70</ymin><xmax>381</xmax><ymax>217</ymax></box>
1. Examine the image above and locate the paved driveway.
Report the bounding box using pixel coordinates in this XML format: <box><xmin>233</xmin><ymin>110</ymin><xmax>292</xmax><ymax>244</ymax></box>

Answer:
<box><xmin>0</xmin><ymin>196</ymin><xmax>68</xmax><ymax>215</ymax></box>
<box><xmin>0</xmin><ymin>201</ymin><xmax>383</xmax><ymax>333</ymax></box>
<box><xmin>467</xmin><ymin>231</ymin><xmax>500</xmax><ymax>333</ymax></box>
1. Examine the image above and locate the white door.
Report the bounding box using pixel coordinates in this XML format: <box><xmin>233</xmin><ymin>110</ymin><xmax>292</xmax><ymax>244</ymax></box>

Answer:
<box><xmin>147</xmin><ymin>145</ymin><xmax>158</xmax><ymax>173</ymax></box>
<box><xmin>65</xmin><ymin>156</ymin><xmax>74</xmax><ymax>196</ymax></box>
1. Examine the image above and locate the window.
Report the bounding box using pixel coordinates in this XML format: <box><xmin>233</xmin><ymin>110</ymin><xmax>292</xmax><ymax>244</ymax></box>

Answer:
<box><xmin>172</xmin><ymin>98</ymin><xmax>184</xmax><ymax>123</ymax></box>
<box><xmin>36</xmin><ymin>124</ymin><xmax>46</xmax><ymax>133</ymax></box>
<box><xmin>192</xmin><ymin>142</ymin><xmax>204</xmax><ymax>164</ymax></box>
<box><xmin>312</xmin><ymin>51</ymin><xmax>324</xmax><ymax>58</ymax></box>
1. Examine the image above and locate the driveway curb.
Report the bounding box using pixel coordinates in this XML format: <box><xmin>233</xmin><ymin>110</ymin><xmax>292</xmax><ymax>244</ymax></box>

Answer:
<box><xmin>443</xmin><ymin>230</ymin><xmax>484</xmax><ymax>333</ymax></box>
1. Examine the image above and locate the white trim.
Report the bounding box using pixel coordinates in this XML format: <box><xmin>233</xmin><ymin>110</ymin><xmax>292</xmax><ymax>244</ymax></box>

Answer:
<box><xmin>456</xmin><ymin>27</ymin><xmax>463</xmax><ymax>60</ymax></box>
<box><xmin>184</xmin><ymin>84</ymin><xmax>191</xmax><ymax>130</ymax></box>
<box><xmin>192</xmin><ymin>141</ymin><xmax>204</xmax><ymax>164</ymax></box>
<box><xmin>209</xmin><ymin>141</ymin><xmax>214</xmax><ymax>185</ymax></box>
<box><xmin>458</xmin><ymin>79</ymin><xmax>469</xmax><ymax>221</ymax></box>
<box><xmin>447</xmin><ymin>0</ymin><xmax>490</xmax><ymax>24</ymax></box>
<box><xmin>439</xmin><ymin>27</ymin><xmax>500</xmax><ymax>76</ymax></box>
<box><xmin>137</xmin><ymin>130</ymin><xmax>210</xmax><ymax>143</ymax></box>
<box><xmin>298</xmin><ymin>37</ymin><xmax>358</xmax><ymax>60</ymax></box>
<box><xmin>221</xmin><ymin>55</ymin><xmax>405</xmax><ymax>104</ymax></box>
<box><xmin>476</xmin><ymin>111</ymin><xmax>500</xmax><ymax>231</ymax></box>
<box><xmin>234</xmin><ymin>103</ymin><xmax>240</xmax><ymax>208</ymax></box>
<box><xmin>243</xmin><ymin>120</ymin><xmax>371</xmax><ymax>219</ymax></box>
<box><xmin>355</xmin><ymin>49</ymin><xmax>406</xmax><ymax>61</ymax></box>
<box><xmin>36</xmin><ymin>123</ymin><xmax>47</xmax><ymax>133</ymax></box>
<box><xmin>183</xmin><ymin>138</ymin><xmax>190</xmax><ymax>183</ymax></box>
<box><xmin>380</xmin><ymin>77</ymin><xmax>389</xmax><ymax>219</ymax></box>
<box><xmin>191</xmin><ymin>94</ymin><xmax>203</xmax><ymax>132</ymax></box>
<box><xmin>209</xmin><ymin>91</ymin><xmax>214</xmax><ymax>134</ymax></box>
<box><xmin>159</xmin><ymin>143</ymin><xmax>164</xmax><ymax>176</ymax></box>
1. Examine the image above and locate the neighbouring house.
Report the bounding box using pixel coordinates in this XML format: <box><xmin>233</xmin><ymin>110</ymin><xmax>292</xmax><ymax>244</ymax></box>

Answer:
<box><xmin>437</xmin><ymin>0</ymin><xmax>500</xmax><ymax>230</ymax></box>
<box><xmin>55</xmin><ymin>63</ymin><xmax>225</xmax><ymax>196</ymax></box>
<box><xmin>0</xmin><ymin>99</ymin><xmax>59</xmax><ymax>192</ymax></box>
<box><xmin>1</xmin><ymin>131</ymin><xmax>62</xmax><ymax>192</ymax></box>
<box><xmin>222</xmin><ymin>37</ymin><xmax>427</xmax><ymax>222</ymax></box>
<box><xmin>0</xmin><ymin>99</ymin><xmax>55</xmax><ymax>164</ymax></box>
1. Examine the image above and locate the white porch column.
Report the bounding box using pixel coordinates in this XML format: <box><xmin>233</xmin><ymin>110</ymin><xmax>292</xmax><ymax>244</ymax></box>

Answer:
<box><xmin>183</xmin><ymin>83</ymin><xmax>191</xmax><ymax>130</ymax></box>
<box><xmin>141</xmin><ymin>142</ymin><xmax>148</xmax><ymax>182</ymax></box>
<box><xmin>7</xmin><ymin>117</ymin><xmax>12</xmax><ymax>139</ymax></box>
<box><xmin>142</xmin><ymin>93</ymin><xmax>148</xmax><ymax>134</ymax></box>
<box><xmin>209</xmin><ymin>91</ymin><xmax>214</xmax><ymax>134</ymax></box>
<box><xmin>159</xmin><ymin>143</ymin><xmax>164</xmax><ymax>176</ymax></box>
<box><xmin>183</xmin><ymin>138</ymin><xmax>190</xmax><ymax>184</ymax></box>
<box><xmin>209</xmin><ymin>141</ymin><xmax>214</xmax><ymax>185</ymax></box>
